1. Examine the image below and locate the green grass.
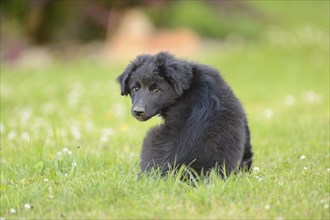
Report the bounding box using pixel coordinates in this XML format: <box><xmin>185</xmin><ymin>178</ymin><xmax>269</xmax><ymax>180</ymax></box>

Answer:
<box><xmin>1</xmin><ymin>33</ymin><xmax>329</xmax><ymax>219</ymax></box>
<box><xmin>1</xmin><ymin>4</ymin><xmax>329</xmax><ymax>218</ymax></box>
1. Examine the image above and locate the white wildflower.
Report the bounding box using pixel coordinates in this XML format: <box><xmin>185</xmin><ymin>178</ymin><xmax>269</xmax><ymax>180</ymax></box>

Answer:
<box><xmin>7</xmin><ymin>131</ymin><xmax>16</xmax><ymax>140</ymax></box>
<box><xmin>63</xmin><ymin>147</ymin><xmax>72</xmax><ymax>155</ymax></box>
<box><xmin>72</xmin><ymin>162</ymin><xmax>77</xmax><ymax>167</ymax></box>
<box><xmin>21</xmin><ymin>132</ymin><xmax>30</xmax><ymax>141</ymax></box>
<box><xmin>82</xmin><ymin>105</ymin><xmax>92</xmax><ymax>115</ymax></box>
<box><xmin>48</xmin><ymin>194</ymin><xmax>54</xmax><ymax>199</ymax></box>
<box><xmin>10</xmin><ymin>208</ymin><xmax>16</xmax><ymax>214</ymax></box>
<box><xmin>253</xmin><ymin>167</ymin><xmax>260</xmax><ymax>173</ymax></box>
<box><xmin>0</xmin><ymin>216</ymin><xmax>5</xmax><ymax>220</ymax></box>
<box><xmin>327</xmin><ymin>168</ymin><xmax>330</xmax><ymax>173</ymax></box>
<box><xmin>41</xmin><ymin>102</ymin><xmax>55</xmax><ymax>114</ymax></box>
<box><xmin>264</xmin><ymin>108</ymin><xmax>274</xmax><ymax>119</ymax></box>
<box><xmin>67</xmin><ymin>84</ymin><xmax>83</xmax><ymax>106</ymax></box>
<box><xmin>284</xmin><ymin>95</ymin><xmax>295</xmax><ymax>106</ymax></box>
<box><xmin>64</xmin><ymin>173</ymin><xmax>68</xmax><ymax>177</ymax></box>
<box><xmin>113</xmin><ymin>104</ymin><xmax>126</xmax><ymax>117</ymax></box>
<box><xmin>264</xmin><ymin>204</ymin><xmax>271</xmax><ymax>210</ymax></box>
<box><xmin>100</xmin><ymin>128</ymin><xmax>114</xmax><ymax>143</ymax></box>
<box><xmin>324</xmin><ymin>204</ymin><xmax>329</xmax><ymax>209</ymax></box>
<box><xmin>43</xmin><ymin>178</ymin><xmax>49</xmax><ymax>183</ymax></box>
<box><xmin>85</xmin><ymin>121</ymin><xmax>94</xmax><ymax>131</ymax></box>
<box><xmin>299</xmin><ymin>155</ymin><xmax>306</xmax><ymax>160</ymax></box>
<box><xmin>100</xmin><ymin>134</ymin><xmax>109</xmax><ymax>143</ymax></box>
<box><xmin>70</xmin><ymin>127</ymin><xmax>81</xmax><ymax>140</ymax></box>
<box><xmin>0</xmin><ymin>123</ymin><xmax>5</xmax><ymax>133</ymax></box>
<box><xmin>20</xmin><ymin>108</ymin><xmax>33</xmax><ymax>124</ymax></box>
<box><xmin>305</xmin><ymin>90</ymin><xmax>322</xmax><ymax>104</ymax></box>
<box><xmin>24</xmin><ymin>203</ymin><xmax>31</xmax><ymax>210</ymax></box>
<box><xmin>129</xmin><ymin>152</ymin><xmax>136</xmax><ymax>160</ymax></box>
<box><xmin>303</xmin><ymin>167</ymin><xmax>309</xmax><ymax>170</ymax></box>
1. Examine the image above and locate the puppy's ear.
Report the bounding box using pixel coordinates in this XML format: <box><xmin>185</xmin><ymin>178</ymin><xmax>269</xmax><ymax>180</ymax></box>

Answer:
<box><xmin>155</xmin><ymin>52</ymin><xmax>193</xmax><ymax>95</ymax></box>
<box><xmin>117</xmin><ymin>54</ymin><xmax>151</xmax><ymax>96</ymax></box>
<box><xmin>116</xmin><ymin>65</ymin><xmax>133</xmax><ymax>96</ymax></box>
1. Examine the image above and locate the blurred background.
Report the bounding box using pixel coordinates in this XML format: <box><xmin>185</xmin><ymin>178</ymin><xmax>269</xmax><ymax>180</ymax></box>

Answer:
<box><xmin>1</xmin><ymin>0</ymin><xmax>328</xmax><ymax>65</ymax></box>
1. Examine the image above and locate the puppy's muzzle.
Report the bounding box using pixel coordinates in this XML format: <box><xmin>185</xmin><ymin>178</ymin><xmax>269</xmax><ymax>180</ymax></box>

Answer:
<box><xmin>133</xmin><ymin>106</ymin><xmax>145</xmax><ymax>117</ymax></box>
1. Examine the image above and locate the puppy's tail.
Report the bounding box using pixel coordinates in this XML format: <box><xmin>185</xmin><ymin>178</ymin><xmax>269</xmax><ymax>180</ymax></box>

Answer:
<box><xmin>240</xmin><ymin>123</ymin><xmax>253</xmax><ymax>171</ymax></box>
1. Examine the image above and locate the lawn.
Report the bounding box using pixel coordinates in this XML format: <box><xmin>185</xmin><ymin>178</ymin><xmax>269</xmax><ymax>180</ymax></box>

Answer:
<box><xmin>1</xmin><ymin>3</ymin><xmax>329</xmax><ymax>220</ymax></box>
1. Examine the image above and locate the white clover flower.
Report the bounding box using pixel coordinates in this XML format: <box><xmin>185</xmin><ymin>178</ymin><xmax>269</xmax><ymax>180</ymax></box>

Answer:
<box><xmin>21</xmin><ymin>132</ymin><xmax>30</xmax><ymax>142</ymax></box>
<box><xmin>41</xmin><ymin>102</ymin><xmax>56</xmax><ymax>114</ymax></box>
<box><xmin>72</xmin><ymin>162</ymin><xmax>77</xmax><ymax>167</ymax></box>
<box><xmin>85</xmin><ymin>121</ymin><xmax>94</xmax><ymax>131</ymax></box>
<box><xmin>303</xmin><ymin>167</ymin><xmax>309</xmax><ymax>170</ymax></box>
<box><xmin>7</xmin><ymin>131</ymin><xmax>17</xmax><ymax>140</ymax></box>
<box><xmin>0</xmin><ymin>216</ymin><xmax>6</xmax><ymax>220</ymax></box>
<box><xmin>10</xmin><ymin>208</ymin><xmax>16</xmax><ymax>214</ymax></box>
<box><xmin>324</xmin><ymin>204</ymin><xmax>329</xmax><ymax>209</ymax></box>
<box><xmin>0</xmin><ymin>123</ymin><xmax>5</xmax><ymax>134</ymax></box>
<box><xmin>113</xmin><ymin>104</ymin><xmax>126</xmax><ymax>117</ymax></box>
<box><xmin>305</xmin><ymin>90</ymin><xmax>322</xmax><ymax>104</ymax></box>
<box><xmin>264</xmin><ymin>108</ymin><xmax>274</xmax><ymax>119</ymax></box>
<box><xmin>64</xmin><ymin>173</ymin><xmax>68</xmax><ymax>177</ymax></box>
<box><xmin>48</xmin><ymin>195</ymin><xmax>54</xmax><ymax>199</ymax></box>
<box><xmin>255</xmin><ymin>176</ymin><xmax>263</xmax><ymax>182</ymax></box>
<box><xmin>63</xmin><ymin>147</ymin><xmax>72</xmax><ymax>155</ymax></box>
<box><xmin>100</xmin><ymin>135</ymin><xmax>109</xmax><ymax>143</ymax></box>
<box><xmin>129</xmin><ymin>152</ymin><xmax>136</xmax><ymax>160</ymax></box>
<box><xmin>24</xmin><ymin>203</ymin><xmax>31</xmax><ymax>210</ymax></box>
<box><xmin>67</xmin><ymin>84</ymin><xmax>83</xmax><ymax>106</ymax></box>
<box><xmin>264</xmin><ymin>204</ymin><xmax>271</xmax><ymax>210</ymax></box>
<box><xmin>253</xmin><ymin>167</ymin><xmax>260</xmax><ymax>173</ymax></box>
<box><xmin>100</xmin><ymin>128</ymin><xmax>114</xmax><ymax>143</ymax></box>
<box><xmin>102</xmin><ymin>128</ymin><xmax>114</xmax><ymax>136</ymax></box>
<box><xmin>43</xmin><ymin>178</ymin><xmax>49</xmax><ymax>183</ymax></box>
<box><xmin>20</xmin><ymin>108</ymin><xmax>33</xmax><ymax>124</ymax></box>
<box><xmin>327</xmin><ymin>168</ymin><xmax>330</xmax><ymax>173</ymax></box>
<box><xmin>70</xmin><ymin>127</ymin><xmax>81</xmax><ymax>140</ymax></box>
<box><xmin>284</xmin><ymin>95</ymin><xmax>295</xmax><ymax>106</ymax></box>
<box><xmin>299</xmin><ymin>155</ymin><xmax>306</xmax><ymax>160</ymax></box>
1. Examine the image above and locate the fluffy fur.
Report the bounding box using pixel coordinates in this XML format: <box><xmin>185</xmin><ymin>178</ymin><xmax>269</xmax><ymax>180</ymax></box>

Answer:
<box><xmin>117</xmin><ymin>52</ymin><xmax>253</xmax><ymax>177</ymax></box>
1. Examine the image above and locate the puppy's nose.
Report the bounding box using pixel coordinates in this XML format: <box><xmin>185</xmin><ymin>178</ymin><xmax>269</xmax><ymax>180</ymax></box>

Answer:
<box><xmin>133</xmin><ymin>107</ymin><xmax>145</xmax><ymax>116</ymax></box>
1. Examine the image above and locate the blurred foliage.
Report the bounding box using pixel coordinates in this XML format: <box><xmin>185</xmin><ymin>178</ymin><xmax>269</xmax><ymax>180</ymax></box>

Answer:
<box><xmin>0</xmin><ymin>0</ymin><xmax>328</xmax><ymax>44</ymax></box>
<box><xmin>150</xmin><ymin>0</ymin><xmax>328</xmax><ymax>38</ymax></box>
<box><xmin>148</xmin><ymin>1</ymin><xmax>266</xmax><ymax>39</ymax></box>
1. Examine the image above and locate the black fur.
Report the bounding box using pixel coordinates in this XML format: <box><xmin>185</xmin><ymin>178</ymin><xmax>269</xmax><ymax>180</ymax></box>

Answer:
<box><xmin>117</xmin><ymin>52</ymin><xmax>253</xmax><ymax>177</ymax></box>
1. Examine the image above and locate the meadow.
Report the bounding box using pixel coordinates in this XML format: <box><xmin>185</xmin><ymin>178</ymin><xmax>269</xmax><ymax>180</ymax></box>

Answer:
<box><xmin>1</xmin><ymin>2</ymin><xmax>329</xmax><ymax>218</ymax></box>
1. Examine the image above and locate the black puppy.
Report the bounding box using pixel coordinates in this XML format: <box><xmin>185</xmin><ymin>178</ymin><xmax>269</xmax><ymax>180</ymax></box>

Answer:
<box><xmin>117</xmin><ymin>52</ymin><xmax>253</xmax><ymax>177</ymax></box>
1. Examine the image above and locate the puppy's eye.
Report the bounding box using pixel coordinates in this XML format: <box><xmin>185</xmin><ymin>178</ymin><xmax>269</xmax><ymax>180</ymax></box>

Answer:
<box><xmin>152</xmin><ymin>88</ymin><xmax>161</xmax><ymax>94</ymax></box>
<box><xmin>132</xmin><ymin>87</ymin><xmax>139</xmax><ymax>92</ymax></box>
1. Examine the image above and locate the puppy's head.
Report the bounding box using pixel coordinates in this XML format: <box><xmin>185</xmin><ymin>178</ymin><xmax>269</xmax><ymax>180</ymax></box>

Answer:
<box><xmin>117</xmin><ymin>52</ymin><xmax>193</xmax><ymax>121</ymax></box>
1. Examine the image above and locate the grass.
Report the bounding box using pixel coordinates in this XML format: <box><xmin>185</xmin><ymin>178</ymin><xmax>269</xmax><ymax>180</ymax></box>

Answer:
<box><xmin>1</xmin><ymin>3</ymin><xmax>329</xmax><ymax>219</ymax></box>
